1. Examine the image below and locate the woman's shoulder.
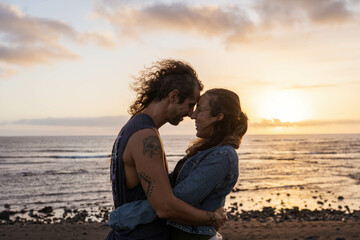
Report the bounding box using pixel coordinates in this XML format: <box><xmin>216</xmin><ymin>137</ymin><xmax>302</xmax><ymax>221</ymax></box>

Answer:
<box><xmin>200</xmin><ymin>145</ymin><xmax>238</xmax><ymax>168</ymax></box>
<box><xmin>214</xmin><ymin>144</ymin><xmax>236</xmax><ymax>153</ymax></box>
<box><xmin>206</xmin><ymin>145</ymin><xmax>237</xmax><ymax>158</ymax></box>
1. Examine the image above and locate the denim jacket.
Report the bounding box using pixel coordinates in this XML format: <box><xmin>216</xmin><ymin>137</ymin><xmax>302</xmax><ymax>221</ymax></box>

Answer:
<box><xmin>109</xmin><ymin>145</ymin><xmax>239</xmax><ymax>236</ymax></box>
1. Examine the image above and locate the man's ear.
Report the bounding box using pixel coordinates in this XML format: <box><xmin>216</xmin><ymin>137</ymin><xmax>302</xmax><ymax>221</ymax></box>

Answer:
<box><xmin>169</xmin><ymin>90</ymin><xmax>180</xmax><ymax>103</ymax></box>
<box><xmin>217</xmin><ymin>113</ymin><xmax>224</xmax><ymax>121</ymax></box>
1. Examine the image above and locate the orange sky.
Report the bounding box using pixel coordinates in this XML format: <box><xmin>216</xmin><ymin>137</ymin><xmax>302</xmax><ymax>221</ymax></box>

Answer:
<box><xmin>1</xmin><ymin>0</ymin><xmax>360</xmax><ymax>135</ymax></box>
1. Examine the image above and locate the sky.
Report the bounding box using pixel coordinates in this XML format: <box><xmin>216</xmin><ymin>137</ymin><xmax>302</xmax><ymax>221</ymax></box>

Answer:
<box><xmin>1</xmin><ymin>0</ymin><xmax>360</xmax><ymax>136</ymax></box>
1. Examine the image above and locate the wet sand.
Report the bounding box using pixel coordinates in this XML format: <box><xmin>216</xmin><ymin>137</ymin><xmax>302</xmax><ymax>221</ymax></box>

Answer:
<box><xmin>221</xmin><ymin>219</ymin><xmax>360</xmax><ymax>240</ymax></box>
<box><xmin>1</xmin><ymin>220</ymin><xmax>360</xmax><ymax>240</ymax></box>
<box><xmin>0</xmin><ymin>223</ymin><xmax>109</xmax><ymax>240</ymax></box>
<box><xmin>1</xmin><ymin>189</ymin><xmax>360</xmax><ymax>240</ymax></box>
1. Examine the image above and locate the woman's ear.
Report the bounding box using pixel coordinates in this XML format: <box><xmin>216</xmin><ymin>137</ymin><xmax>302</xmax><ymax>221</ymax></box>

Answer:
<box><xmin>169</xmin><ymin>90</ymin><xmax>180</xmax><ymax>103</ymax></box>
<box><xmin>217</xmin><ymin>113</ymin><xmax>224</xmax><ymax>121</ymax></box>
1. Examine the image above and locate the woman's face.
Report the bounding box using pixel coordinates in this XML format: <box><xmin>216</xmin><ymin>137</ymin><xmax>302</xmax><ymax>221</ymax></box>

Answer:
<box><xmin>191</xmin><ymin>94</ymin><xmax>219</xmax><ymax>138</ymax></box>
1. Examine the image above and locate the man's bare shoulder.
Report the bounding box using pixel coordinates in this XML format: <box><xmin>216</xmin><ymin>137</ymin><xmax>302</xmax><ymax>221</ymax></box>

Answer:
<box><xmin>127</xmin><ymin>128</ymin><xmax>160</xmax><ymax>150</ymax></box>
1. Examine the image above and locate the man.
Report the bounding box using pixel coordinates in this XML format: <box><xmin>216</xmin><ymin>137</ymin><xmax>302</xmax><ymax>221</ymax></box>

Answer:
<box><xmin>106</xmin><ymin>60</ymin><xmax>226</xmax><ymax>240</ymax></box>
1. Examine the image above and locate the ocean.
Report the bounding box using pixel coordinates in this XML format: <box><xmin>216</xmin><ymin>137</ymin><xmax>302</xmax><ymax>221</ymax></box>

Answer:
<box><xmin>0</xmin><ymin>134</ymin><xmax>359</xmax><ymax>216</ymax></box>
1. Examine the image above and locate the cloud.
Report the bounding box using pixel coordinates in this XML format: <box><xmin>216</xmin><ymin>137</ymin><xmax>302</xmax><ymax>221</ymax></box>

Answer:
<box><xmin>5</xmin><ymin>116</ymin><xmax>360</xmax><ymax>129</ymax></box>
<box><xmin>282</xmin><ymin>81</ymin><xmax>360</xmax><ymax>89</ymax></box>
<box><xmin>0</xmin><ymin>115</ymin><xmax>199</xmax><ymax>136</ymax></box>
<box><xmin>0</xmin><ymin>2</ymin><xmax>115</xmax><ymax>75</ymax></box>
<box><xmin>94</xmin><ymin>2</ymin><xmax>255</xmax><ymax>45</ymax></box>
<box><xmin>1</xmin><ymin>0</ymin><xmax>359</xmax><ymax>77</ymax></box>
<box><xmin>94</xmin><ymin>0</ymin><xmax>359</xmax><ymax>46</ymax></box>
<box><xmin>252</xmin><ymin>118</ymin><xmax>296</xmax><ymax>127</ymax></box>
<box><xmin>0</xmin><ymin>44</ymin><xmax>79</xmax><ymax>66</ymax></box>
<box><xmin>256</xmin><ymin>0</ymin><xmax>356</xmax><ymax>26</ymax></box>
<box><xmin>80</xmin><ymin>31</ymin><xmax>115</xmax><ymax>48</ymax></box>
<box><xmin>0</xmin><ymin>64</ymin><xmax>17</xmax><ymax>78</ymax></box>
<box><xmin>0</xmin><ymin>115</ymin><xmax>197</xmax><ymax>135</ymax></box>
<box><xmin>1</xmin><ymin>116</ymin><xmax>129</xmax><ymax>127</ymax></box>
<box><xmin>252</xmin><ymin>118</ymin><xmax>360</xmax><ymax>127</ymax></box>
<box><xmin>282</xmin><ymin>84</ymin><xmax>337</xmax><ymax>89</ymax></box>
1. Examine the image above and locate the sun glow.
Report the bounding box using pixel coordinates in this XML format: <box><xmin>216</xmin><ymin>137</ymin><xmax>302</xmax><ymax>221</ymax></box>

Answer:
<box><xmin>258</xmin><ymin>90</ymin><xmax>310</xmax><ymax>122</ymax></box>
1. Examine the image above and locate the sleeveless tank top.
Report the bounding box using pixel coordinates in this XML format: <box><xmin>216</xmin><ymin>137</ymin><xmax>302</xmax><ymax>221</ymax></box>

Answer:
<box><xmin>106</xmin><ymin>114</ymin><xmax>170</xmax><ymax>240</ymax></box>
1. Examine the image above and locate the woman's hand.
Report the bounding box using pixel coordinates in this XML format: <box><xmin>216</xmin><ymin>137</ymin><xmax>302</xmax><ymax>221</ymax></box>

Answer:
<box><xmin>213</xmin><ymin>207</ymin><xmax>227</xmax><ymax>230</ymax></box>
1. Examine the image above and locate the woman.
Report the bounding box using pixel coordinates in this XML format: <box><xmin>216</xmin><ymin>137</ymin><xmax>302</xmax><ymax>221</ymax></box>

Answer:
<box><xmin>110</xmin><ymin>88</ymin><xmax>248</xmax><ymax>239</ymax></box>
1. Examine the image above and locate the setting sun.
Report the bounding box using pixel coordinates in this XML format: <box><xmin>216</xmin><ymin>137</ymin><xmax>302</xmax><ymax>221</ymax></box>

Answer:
<box><xmin>258</xmin><ymin>90</ymin><xmax>310</xmax><ymax>122</ymax></box>
<box><xmin>0</xmin><ymin>0</ymin><xmax>359</xmax><ymax>136</ymax></box>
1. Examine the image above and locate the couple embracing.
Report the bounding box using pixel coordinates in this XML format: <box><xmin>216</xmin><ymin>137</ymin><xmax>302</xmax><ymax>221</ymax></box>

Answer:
<box><xmin>106</xmin><ymin>59</ymin><xmax>248</xmax><ymax>240</ymax></box>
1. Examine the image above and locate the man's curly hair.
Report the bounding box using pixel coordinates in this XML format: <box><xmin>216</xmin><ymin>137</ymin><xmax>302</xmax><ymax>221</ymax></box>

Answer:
<box><xmin>128</xmin><ymin>59</ymin><xmax>203</xmax><ymax>115</ymax></box>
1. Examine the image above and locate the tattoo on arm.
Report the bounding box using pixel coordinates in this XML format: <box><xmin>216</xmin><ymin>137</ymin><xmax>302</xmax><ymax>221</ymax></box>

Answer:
<box><xmin>139</xmin><ymin>171</ymin><xmax>154</xmax><ymax>198</ymax></box>
<box><xmin>143</xmin><ymin>136</ymin><xmax>162</xmax><ymax>158</ymax></box>
<box><xmin>206</xmin><ymin>211</ymin><xmax>216</xmax><ymax>226</ymax></box>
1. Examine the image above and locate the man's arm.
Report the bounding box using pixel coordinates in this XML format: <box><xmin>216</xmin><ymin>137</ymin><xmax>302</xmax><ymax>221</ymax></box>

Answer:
<box><xmin>109</xmin><ymin>148</ymin><xmax>231</xmax><ymax>231</ymax></box>
<box><xmin>129</xmin><ymin>129</ymin><xmax>224</xmax><ymax>227</ymax></box>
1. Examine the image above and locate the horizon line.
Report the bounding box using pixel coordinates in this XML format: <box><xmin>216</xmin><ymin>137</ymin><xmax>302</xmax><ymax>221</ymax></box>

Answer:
<box><xmin>1</xmin><ymin>132</ymin><xmax>360</xmax><ymax>137</ymax></box>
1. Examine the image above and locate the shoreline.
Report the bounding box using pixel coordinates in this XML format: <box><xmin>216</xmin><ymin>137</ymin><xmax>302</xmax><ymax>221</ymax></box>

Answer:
<box><xmin>1</xmin><ymin>206</ymin><xmax>360</xmax><ymax>240</ymax></box>
<box><xmin>2</xmin><ymin>204</ymin><xmax>360</xmax><ymax>225</ymax></box>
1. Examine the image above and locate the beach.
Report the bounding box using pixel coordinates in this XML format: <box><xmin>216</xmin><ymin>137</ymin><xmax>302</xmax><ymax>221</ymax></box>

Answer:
<box><xmin>1</xmin><ymin>134</ymin><xmax>360</xmax><ymax>239</ymax></box>
<box><xmin>1</xmin><ymin>201</ymin><xmax>360</xmax><ymax>240</ymax></box>
<box><xmin>1</xmin><ymin>219</ymin><xmax>360</xmax><ymax>240</ymax></box>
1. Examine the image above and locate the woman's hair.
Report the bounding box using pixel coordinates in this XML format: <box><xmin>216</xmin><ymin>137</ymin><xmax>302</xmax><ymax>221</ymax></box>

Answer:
<box><xmin>128</xmin><ymin>59</ymin><xmax>203</xmax><ymax>115</ymax></box>
<box><xmin>186</xmin><ymin>88</ymin><xmax>248</xmax><ymax>157</ymax></box>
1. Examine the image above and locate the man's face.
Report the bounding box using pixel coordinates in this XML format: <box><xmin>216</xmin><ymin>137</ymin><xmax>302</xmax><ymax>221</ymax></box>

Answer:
<box><xmin>168</xmin><ymin>87</ymin><xmax>200</xmax><ymax>126</ymax></box>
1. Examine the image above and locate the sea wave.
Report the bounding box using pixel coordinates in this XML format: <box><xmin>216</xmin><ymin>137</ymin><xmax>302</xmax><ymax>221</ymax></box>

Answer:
<box><xmin>0</xmin><ymin>161</ymin><xmax>53</xmax><ymax>165</ymax></box>
<box><xmin>349</xmin><ymin>173</ymin><xmax>360</xmax><ymax>181</ymax></box>
<box><xmin>50</xmin><ymin>155</ymin><xmax>110</xmax><ymax>159</ymax></box>
<box><xmin>245</xmin><ymin>184</ymin><xmax>308</xmax><ymax>191</ymax></box>
<box><xmin>1</xmin><ymin>189</ymin><xmax>111</xmax><ymax>201</ymax></box>
<box><xmin>349</xmin><ymin>143</ymin><xmax>360</xmax><ymax>147</ymax></box>
<box><xmin>274</xmin><ymin>139</ymin><xmax>305</xmax><ymax>142</ymax></box>
<box><xmin>166</xmin><ymin>154</ymin><xmax>185</xmax><ymax>157</ymax></box>
<box><xmin>21</xmin><ymin>169</ymin><xmax>89</xmax><ymax>176</ymax></box>
<box><xmin>319</xmin><ymin>157</ymin><xmax>357</xmax><ymax>160</ymax></box>
<box><xmin>276</xmin><ymin>157</ymin><xmax>295</xmax><ymax>161</ymax></box>
<box><xmin>238</xmin><ymin>152</ymin><xmax>252</xmax><ymax>155</ymax></box>
<box><xmin>0</xmin><ymin>197</ymin><xmax>112</xmax><ymax>208</ymax></box>
<box><xmin>259</xmin><ymin>156</ymin><xmax>275</xmax><ymax>160</ymax></box>
<box><xmin>306</xmin><ymin>152</ymin><xmax>337</xmax><ymax>155</ymax></box>
<box><xmin>36</xmin><ymin>149</ymin><xmax>97</xmax><ymax>153</ymax></box>
<box><xmin>328</xmin><ymin>165</ymin><xmax>354</xmax><ymax>169</ymax></box>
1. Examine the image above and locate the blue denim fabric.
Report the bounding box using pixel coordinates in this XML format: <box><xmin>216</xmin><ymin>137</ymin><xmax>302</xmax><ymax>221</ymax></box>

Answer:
<box><xmin>109</xmin><ymin>145</ymin><xmax>239</xmax><ymax>235</ymax></box>
<box><xmin>168</xmin><ymin>145</ymin><xmax>238</xmax><ymax>235</ymax></box>
<box><xmin>109</xmin><ymin>200</ymin><xmax>156</xmax><ymax>231</ymax></box>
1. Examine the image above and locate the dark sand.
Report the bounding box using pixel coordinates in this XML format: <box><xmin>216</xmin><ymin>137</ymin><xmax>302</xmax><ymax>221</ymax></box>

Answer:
<box><xmin>1</xmin><ymin>190</ymin><xmax>360</xmax><ymax>240</ymax></box>
<box><xmin>1</xmin><ymin>220</ymin><xmax>360</xmax><ymax>240</ymax></box>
